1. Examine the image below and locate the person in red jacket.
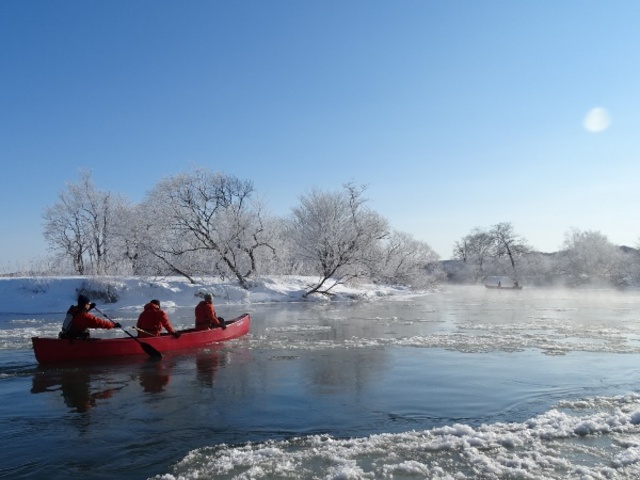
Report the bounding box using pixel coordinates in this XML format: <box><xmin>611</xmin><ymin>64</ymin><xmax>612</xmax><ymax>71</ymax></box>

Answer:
<box><xmin>195</xmin><ymin>293</ymin><xmax>226</xmax><ymax>330</ymax></box>
<box><xmin>61</xmin><ymin>294</ymin><xmax>120</xmax><ymax>339</ymax></box>
<box><xmin>136</xmin><ymin>299</ymin><xmax>179</xmax><ymax>338</ymax></box>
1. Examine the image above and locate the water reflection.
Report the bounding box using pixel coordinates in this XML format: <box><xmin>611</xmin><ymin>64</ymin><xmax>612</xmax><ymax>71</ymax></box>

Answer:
<box><xmin>28</xmin><ymin>348</ymin><xmax>231</xmax><ymax>415</ymax></box>
<box><xmin>196</xmin><ymin>351</ymin><xmax>220</xmax><ymax>388</ymax></box>
<box><xmin>138</xmin><ymin>361</ymin><xmax>172</xmax><ymax>393</ymax></box>
<box><xmin>302</xmin><ymin>348</ymin><xmax>388</xmax><ymax>395</ymax></box>
<box><xmin>31</xmin><ymin>366</ymin><xmax>124</xmax><ymax>413</ymax></box>
<box><xmin>29</xmin><ymin>355</ymin><xmax>177</xmax><ymax>414</ymax></box>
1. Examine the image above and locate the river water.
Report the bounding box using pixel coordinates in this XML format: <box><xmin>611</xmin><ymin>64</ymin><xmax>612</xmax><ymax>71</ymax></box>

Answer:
<box><xmin>2</xmin><ymin>286</ymin><xmax>640</xmax><ymax>479</ymax></box>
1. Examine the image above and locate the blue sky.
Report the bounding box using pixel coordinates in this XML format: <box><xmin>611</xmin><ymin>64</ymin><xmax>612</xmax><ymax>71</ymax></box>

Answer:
<box><xmin>2</xmin><ymin>1</ymin><xmax>640</xmax><ymax>268</ymax></box>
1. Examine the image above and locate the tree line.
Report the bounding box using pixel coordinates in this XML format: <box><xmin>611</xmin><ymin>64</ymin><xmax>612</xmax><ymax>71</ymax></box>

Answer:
<box><xmin>450</xmin><ymin>224</ymin><xmax>640</xmax><ymax>287</ymax></box>
<box><xmin>41</xmin><ymin>169</ymin><xmax>640</xmax><ymax>290</ymax></box>
<box><xmin>42</xmin><ymin>169</ymin><xmax>442</xmax><ymax>295</ymax></box>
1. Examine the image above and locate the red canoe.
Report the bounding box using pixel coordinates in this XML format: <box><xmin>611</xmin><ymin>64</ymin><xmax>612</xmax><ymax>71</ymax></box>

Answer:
<box><xmin>32</xmin><ymin>313</ymin><xmax>251</xmax><ymax>364</ymax></box>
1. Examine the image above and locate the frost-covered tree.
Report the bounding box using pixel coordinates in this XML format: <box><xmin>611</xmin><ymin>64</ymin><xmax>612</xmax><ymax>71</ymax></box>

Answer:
<box><xmin>371</xmin><ymin>230</ymin><xmax>441</xmax><ymax>287</ymax></box>
<box><xmin>138</xmin><ymin>169</ymin><xmax>275</xmax><ymax>288</ymax></box>
<box><xmin>561</xmin><ymin>229</ymin><xmax>623</xmax><ymax>283</ymax></box>
<box><xmin>42</xmin><ymin>171</ymin><xmax>125</xmax><ymax>275</ymax></box>
<box><xmin>452</xmin><ymin>222</ymin><xmax>530</xmax><ymax>283</ymax></box>
<box><xmin>489</xmin><ymin>222</ymin><xmax>530</xmax><ymax>279</ymax></box>
<box><xmin>108</xmin><ymin>202</ymin><xmax>154</xmax><ymax>275</ymax></box>
<box><xmin>452</xmin><ymin>227</ymin><xmax>495</xmax><ymax>282</ymax></box>
<box><xmin>249</xmin><ymin>217</ymin><xmax>303</xmax><ymax>275</ymax></box>
<box><xmin>287</xmin><ymin>183</ymin><xmax>389</xmax><ymax>296</ymax></box>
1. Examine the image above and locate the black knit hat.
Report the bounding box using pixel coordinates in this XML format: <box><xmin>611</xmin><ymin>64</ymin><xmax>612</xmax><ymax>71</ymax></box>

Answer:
<box><xmin>78</xmin><ymin>294</ymin><xmax>90</xmax><ymax>306</ymax></box>
<box><xmin>150</xmin><ymin>299</ymin><xmax>161</xmax><ymax>307</ymax></box>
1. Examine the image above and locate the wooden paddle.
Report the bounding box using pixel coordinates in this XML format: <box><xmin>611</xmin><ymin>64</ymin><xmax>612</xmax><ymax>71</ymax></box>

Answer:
<box><xmin>133</xmin><ymin>326</ymin><xmax>154</xmax><ymax>336</ymax></box>
<box><xmin>93</xmin><ymin>307</ymin><xmax>162</xmax><ymax>359</ymax></box>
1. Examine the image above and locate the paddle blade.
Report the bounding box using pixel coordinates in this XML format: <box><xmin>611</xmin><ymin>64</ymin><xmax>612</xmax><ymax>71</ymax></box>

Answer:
<box><xmin>139</xmin><ymin>341</ymin><xmax>163</xmax><ymax>359</ymax></box>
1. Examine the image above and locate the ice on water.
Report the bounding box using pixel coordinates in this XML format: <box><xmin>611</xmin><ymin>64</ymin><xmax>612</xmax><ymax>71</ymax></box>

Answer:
<box><xmin>154</xmin><ymin>393</ymin><xmax>640</xmax><ymax>479</ymax></box>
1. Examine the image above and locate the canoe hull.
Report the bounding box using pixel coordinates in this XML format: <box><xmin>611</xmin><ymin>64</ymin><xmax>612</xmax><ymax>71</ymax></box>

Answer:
<box><xmin>485</xmin><ymin>285</ymin><xmax>522</xmax><ymax>290</ymax></box>
<box><xmin>32</xmin><ymin>313</ymin><xmax>250</xmax><ymax>364</ymax></box>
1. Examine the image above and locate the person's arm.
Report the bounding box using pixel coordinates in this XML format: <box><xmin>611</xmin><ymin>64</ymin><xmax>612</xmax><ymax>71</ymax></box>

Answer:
<box><xmin>161</xmin><ymin>311</ymin><xmax>180</xmax><ymax>337</ymax></box>
<box><xmin>210</xmin><ymin>304</ymin><xmax>226</xmax><ymax>329</ymax></box>
<box><xmin>78</xmin><ymin>312</ymin><xmax>117</xmax><ymax>330</ymax></box>
<box><xmin>207</xmin><ymin>304</ymin><xmax>224</xmax><ymax>327</ymax></box>
<box><xmin>209</xmin><ymin>304</ymin><xmax>219</xmax><ymax>325</ymax></box>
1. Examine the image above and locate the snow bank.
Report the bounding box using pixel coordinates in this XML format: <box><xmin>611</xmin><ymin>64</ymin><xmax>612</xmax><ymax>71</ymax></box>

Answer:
<box><xmin>0</xmin><ymin>275</ymin><xmax>425</xmax><ymax>315</ymax></box>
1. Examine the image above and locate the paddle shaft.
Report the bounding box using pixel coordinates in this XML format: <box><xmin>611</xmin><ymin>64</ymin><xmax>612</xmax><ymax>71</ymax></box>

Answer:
<box><xmin>133</xmin><ymin>326</ymin><xmax>154</xmax><ymax>336</ymax></box>
<box><xmin>93</xmin><ymin>307</ymin><xmax>162</xmax><ymax>359</ymax></box>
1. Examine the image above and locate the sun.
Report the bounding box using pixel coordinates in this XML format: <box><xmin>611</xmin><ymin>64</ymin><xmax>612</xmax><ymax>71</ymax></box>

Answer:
<box><xmin>583</xmin><ymin>107</ymin><xmax>611</xmax><ymax>133</ymax></box>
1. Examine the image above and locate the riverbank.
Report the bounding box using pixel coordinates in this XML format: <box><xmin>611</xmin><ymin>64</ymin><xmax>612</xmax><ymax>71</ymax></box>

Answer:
<box><xmin>0</xmin><ymin>275</ymin><xmax>426</xmax><ymax>315</ymax></box>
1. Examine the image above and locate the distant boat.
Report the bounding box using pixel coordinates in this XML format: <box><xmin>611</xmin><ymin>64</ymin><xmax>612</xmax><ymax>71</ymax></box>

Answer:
<box><xmin>485</xmin><ymin>284</ymin><xmax>522</xmax><ymax>290</ymax></box>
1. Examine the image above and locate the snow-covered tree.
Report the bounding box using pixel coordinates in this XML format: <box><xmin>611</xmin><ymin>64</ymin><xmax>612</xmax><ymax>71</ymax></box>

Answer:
<box><xmin>371</xmin><ymin>230</ymin><xmax>441</xmax><ymax>287</ymax></box>
<box><xmin>138</xmin><ymin>169</ymin><xmax>275</xmax><ymax>288</ymax></box>
<box><xmin>287</xmin><ymin>183</ymin><xmax>389</xmax><ymax>296</ymax></box>
<box><xmin>108</xmin><ymin>202</ymin><xmax>154</xmax><ymax>275</ymax></box>
<box><xmin>489</xmin><ymin>222</ymin><xmax>530</xmax><ymax>279</ymax></box>
<box><xmin>452</xmin><ymin>227</ymin><xmax>495</xmax><ymax>282</ymax></box>
<box><xmin>42</xmin><ymin>171</ymin><xmax>126</xmax><ymax>275</ymax></box>
<box><xmin>561</xmin><ymin>228</ymin><xmax>623</xmax><ymax>284</ymax></box>
<box><xmin>452</xmin><ymin>222</ymin><xmax>530</xmax><ymax>283</ymax></box>
<box><xmin>249</xmin><ymin>217</ymin><xmax>303</xmax><ymax>275</ymax></box>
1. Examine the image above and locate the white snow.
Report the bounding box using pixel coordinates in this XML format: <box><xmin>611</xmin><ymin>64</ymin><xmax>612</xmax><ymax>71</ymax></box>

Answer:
<box><xmin>0</xmin><ymin>275</ymin><xmax>422</xmax><ymax>315</ymax></box>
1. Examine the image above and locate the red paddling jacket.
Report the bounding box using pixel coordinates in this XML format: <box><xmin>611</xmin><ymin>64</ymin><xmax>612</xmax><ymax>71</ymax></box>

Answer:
<box><xmin>136</xmin><ymin>302</ymin><xmax>176</xmax><ymax>337</ymax></box>
<box><xmin>63</xmin><ymin>305</ymin><xmax>115</xmax><ymax>338</ymax></box>
<box><xmin>195</xmin><ymin>300</ymin><xmax>223</xmax><ymax>330</ymax></box>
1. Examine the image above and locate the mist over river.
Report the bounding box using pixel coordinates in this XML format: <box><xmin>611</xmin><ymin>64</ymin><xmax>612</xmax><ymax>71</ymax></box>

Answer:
<box><xmin>3</xmin><ymin>285</ymin><xmax>640</xmax><ymax>479</ymax></box>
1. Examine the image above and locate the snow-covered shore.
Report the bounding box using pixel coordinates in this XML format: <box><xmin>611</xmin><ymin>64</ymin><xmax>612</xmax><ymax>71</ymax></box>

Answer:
<box><xmin>0</xmin><ymin>275</ymin><xmax>426</xmax><ymax>315</ymax></box>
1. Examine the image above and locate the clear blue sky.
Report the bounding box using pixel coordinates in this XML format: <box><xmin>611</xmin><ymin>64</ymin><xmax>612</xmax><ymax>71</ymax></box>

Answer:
<box><xmin>2</xmin><ymin>1</ymin><xmax>640</xmax><ymax>268</ymax></box>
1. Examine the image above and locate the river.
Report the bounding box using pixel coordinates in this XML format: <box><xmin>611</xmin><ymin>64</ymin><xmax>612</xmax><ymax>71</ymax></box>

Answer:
<box><xmin>2</xmin><ymin>286</ymin><xmax>640</xmax><ymax>479</ymax></box>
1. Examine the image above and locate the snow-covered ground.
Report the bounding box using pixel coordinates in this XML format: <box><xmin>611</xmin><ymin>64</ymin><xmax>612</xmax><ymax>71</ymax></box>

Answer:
<box><xmin>0</xmin><ymin>275</ymin><xmax>424</xmax><ymax>315</ymax></box>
